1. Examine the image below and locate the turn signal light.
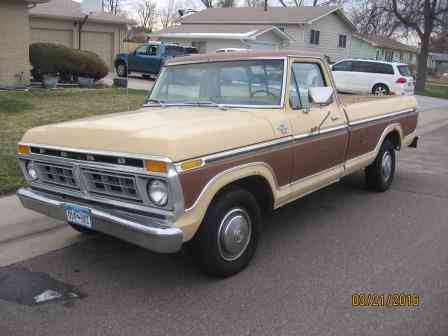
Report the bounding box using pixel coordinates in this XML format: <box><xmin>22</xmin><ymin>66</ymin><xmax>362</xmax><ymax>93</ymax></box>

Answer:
<box><xmin>144</xmin><ymin>160</ymin><xmax>168</xmax><ymax>173</ymax></box>
<box><xmin>396</xmin><ymin>77</ymin><xmax>407</xmax><ymax>84</ymax></box>
<box><xmin>18</xmin><ymin>145</ymin><xmax>30</xmax><ymax>155</ymax></box>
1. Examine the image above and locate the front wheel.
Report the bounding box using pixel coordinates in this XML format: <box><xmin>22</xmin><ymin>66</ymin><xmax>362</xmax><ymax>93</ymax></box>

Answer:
<box><xmin>365</xmin><ymin>139</ymin><xmax>396</xmax><ymax>192</ymax></box>
<box><xmin>188</xmin><ymin>187</ymin><xmax>261</xmax><ymax>277</ymax></box>
<box><xmin>116</xmin><ymin>63</ymin><xmax>127</xmax><ymax>77</ymax></box>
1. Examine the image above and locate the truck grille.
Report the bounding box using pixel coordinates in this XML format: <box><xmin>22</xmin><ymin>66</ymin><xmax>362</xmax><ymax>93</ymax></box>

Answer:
<box><xmin>35</xmin><ymin>162</ymin><xmax>79</xmax><ymax>189</ymax></box>
<box><xmin>82</xmin><ymin>169</ymin><xmax>142</xmax><ymax>202</ymax></box>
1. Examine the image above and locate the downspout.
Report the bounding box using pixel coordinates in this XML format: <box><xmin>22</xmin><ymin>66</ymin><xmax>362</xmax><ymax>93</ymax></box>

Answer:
<box><xmin>78</xmin><ymin>15</ymin><xmax>89</xmax><ymax>50</ymax></box>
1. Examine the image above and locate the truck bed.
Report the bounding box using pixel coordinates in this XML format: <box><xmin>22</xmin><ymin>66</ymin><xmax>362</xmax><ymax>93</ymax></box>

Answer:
<box><xmin>339</xmin><ymin>93</ymin><xmax>395</xmax><ymax>106</ymax></box>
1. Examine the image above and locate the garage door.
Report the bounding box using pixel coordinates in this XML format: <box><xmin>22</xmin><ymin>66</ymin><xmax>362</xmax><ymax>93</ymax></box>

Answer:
<box><xmin>82</xmin><ymin>32</ymin><xmax>114</xmax><ymax>69</ymax></box>
<box><xmin>31</xmin><ymin>28</ymin><xmax>73</xmax><ymax>47</ymax></box>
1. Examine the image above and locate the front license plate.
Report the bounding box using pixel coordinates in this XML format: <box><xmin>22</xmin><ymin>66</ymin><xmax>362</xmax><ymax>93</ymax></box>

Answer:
<box><xmin>64</xmin><ymin>204</ymin><xmax>92</xmax><ymax>228</ymax></box>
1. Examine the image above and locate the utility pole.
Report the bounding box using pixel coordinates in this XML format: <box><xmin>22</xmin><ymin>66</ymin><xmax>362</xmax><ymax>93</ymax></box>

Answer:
<box><xmin>264</xmin><ymin>0</ymin><xmax>268</xmax><ymax>11</ymax></box>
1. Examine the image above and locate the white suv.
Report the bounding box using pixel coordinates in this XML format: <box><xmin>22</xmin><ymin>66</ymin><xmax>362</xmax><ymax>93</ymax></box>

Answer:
<box><xmin>331</xmin><ymin>59</ymin><xmax>415</xmax><ymax>96</ymax></box>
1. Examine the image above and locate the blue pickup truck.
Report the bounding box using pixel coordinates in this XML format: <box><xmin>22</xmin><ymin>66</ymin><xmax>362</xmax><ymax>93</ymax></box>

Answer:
<box><xmin>114</xmin><ymin>43</ymin><xmax>197</xmax><ymax>78</ymax></box>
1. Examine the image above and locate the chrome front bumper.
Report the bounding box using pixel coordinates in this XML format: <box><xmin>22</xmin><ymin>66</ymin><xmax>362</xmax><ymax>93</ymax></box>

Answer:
<box><xmin>17</xmin><ymin>188</ymin><xmax>184</xmax><ymax>253</ymax></box>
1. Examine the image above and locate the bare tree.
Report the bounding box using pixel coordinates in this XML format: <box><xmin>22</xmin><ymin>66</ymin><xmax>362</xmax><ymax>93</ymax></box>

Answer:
<box><xmin>351</xmin><ymin>0</ymin><xmax>401</xmax><ymax>37</ymax></box>
<box><xmin>245</xmin><ymin>0</ymin><xmax>265</xmax><ymax>6</ymax></box>
<box><xmin>136</xmin><ymin>0</ymin><xmax>157</xmax><ymax>32</ymax></box>
<box><xmin>199</xmin><ymin>0</ymin><xmax>213</xmax><ymax>7</ymax></box>
<box><xmin>198</xmin><ymin>0</ymin><xmax>235</xmax><ymax>7</ymax></box>
<box><xmin>103</xmin><ymin>0</ymin><xmax>121</xmax><ymax>15</ymax></box>
<box><xmin>384</xmin><ymin>0</ymin><xmax>448</xmax><ymax>90</ymax></box>
<box><xmin>160</xmin><ymin>0</ymin><xmax>181</xmax><ymax>28</ymax></box>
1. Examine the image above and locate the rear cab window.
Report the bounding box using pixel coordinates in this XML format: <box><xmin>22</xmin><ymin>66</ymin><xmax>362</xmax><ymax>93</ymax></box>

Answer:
<box><xmin>289</xmin><ymin>62</ymin><xmax>327</xmax><ymax>109</ymax></box>
<box><xmin>164</xmin><ymin>45</ymin><xmax>185</xmax><ymax>57</ymax></box>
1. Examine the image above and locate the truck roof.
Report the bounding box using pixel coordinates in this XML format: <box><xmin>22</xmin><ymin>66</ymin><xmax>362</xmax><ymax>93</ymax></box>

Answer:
<box><xmin>165</xmin><ymin>50</ymin><xmax>326</xmax><ymax>66</ymax></box>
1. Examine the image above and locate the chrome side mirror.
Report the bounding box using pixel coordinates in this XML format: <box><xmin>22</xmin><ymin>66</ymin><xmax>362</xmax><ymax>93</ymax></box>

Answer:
<box><xmin>309</xmin><ymin>87</ymin><xmax>334</xmax><ymax>106</ymax></box>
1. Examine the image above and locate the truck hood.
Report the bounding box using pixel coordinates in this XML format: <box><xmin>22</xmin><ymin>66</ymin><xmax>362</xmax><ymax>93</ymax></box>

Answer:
<box><xmin>21</xmin><ymin>106</ymin><xmax>276</xmax><ymax>162</ymax></box>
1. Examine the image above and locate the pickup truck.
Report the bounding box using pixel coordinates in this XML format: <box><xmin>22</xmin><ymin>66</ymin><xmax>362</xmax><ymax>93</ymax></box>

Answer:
<box><xmin>114</xmin><ymin>43</ymin><xmax>197</xmax><ymax>78</ymax></box>
<box><xmin>17</xmin><ymin>51</ymin><xmax>418</xmax><ymax>277</ymax></box>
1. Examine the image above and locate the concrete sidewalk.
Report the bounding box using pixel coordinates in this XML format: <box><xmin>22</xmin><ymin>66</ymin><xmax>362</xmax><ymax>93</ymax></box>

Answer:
<box><xmin>102</xmin><ymin>73</ymin><xmax>154</xmax><ymax>91</ymax></box>
<box><xmin>1</xmin><ymin>99</ymin><xmax>447</xmax><ymax>266</ymax></box>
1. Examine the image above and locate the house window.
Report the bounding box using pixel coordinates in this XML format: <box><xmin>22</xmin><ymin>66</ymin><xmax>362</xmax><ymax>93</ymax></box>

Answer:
<box><xmin>310</xmin><ymin>30</ymin><xmax>320</xmax><ymax>45</ymax></box>
<box><xmin>338</xmin><ymin>35</ymin><xmax>347</xmax><ymax>48</ymax></box>
<box><xmin>276</xmin><ymin>25</ymin><xmax>286</xmax><ymax>32</ymax></box>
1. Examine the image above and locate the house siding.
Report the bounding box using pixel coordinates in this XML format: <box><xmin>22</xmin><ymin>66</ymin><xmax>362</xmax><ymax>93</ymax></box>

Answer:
<box><xmin>0</xmin><ymin>0</ymin><xmax>30</xmax><ymax>88</ymax></box>
<box><xmin>302</xmin><ymin>13</ymin><xmax>352</xmax><ymax>62</ymax></box>
<box><xmin>350</xmin><ymin>37</ymin><xmax>377</xmax><ymax>59</ymax></box>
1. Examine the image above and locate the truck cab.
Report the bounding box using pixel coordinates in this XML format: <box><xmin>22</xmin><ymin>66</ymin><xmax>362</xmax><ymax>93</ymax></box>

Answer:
<box><xmin>17</xmin><ymin>51</ymin><xmax>418</xmax><ymax>277</ymax></box>
<box><xmin>115</xmin><ymin>42</ymin><xmax>197</xmax><ymax>78</ymax></box>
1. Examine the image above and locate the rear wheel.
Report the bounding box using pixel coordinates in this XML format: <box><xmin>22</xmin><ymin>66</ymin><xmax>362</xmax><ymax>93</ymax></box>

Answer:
<box><xmin>365</xmin><ymin>139</ymin><xmax>396</xmax><ymax>192</ymax></box>
<box><xmin>188</xmin><ymin>187</ymin><xmax>261</xmax><ymax>277</ymax></box>
<box><xmin>116</xmin><ymin>62</ymin><xmax>127</xmax><ymax>77</ymax></box>
<box><xmin>372</xmin><ymin>84</ymin><xmax>389</xmax><ymax>96</ymax></box>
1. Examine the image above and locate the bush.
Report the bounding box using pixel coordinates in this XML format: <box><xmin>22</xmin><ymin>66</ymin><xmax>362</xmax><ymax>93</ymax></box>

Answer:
<box><xmin>30</xmin><ymin>43</ymin><xmax>109</xmax><ymax>81</ymax></box>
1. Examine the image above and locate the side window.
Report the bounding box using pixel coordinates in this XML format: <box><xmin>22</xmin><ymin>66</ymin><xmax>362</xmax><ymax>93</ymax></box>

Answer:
<box><xmin>148</xmin><ymin>45</ymin><xmax>160</xmax><ymax>56</ymax></box>
<box><xmin>135</xmin><ymin>46</ymin><xmax>148</xmax><ymax>55</ymax></box>
<box><xmin>377</xmin><ymin>63</ymin><xmax>395</xmax><ymax>75</ymax></box>
<box><xmin>332</xmin><ymin>61</ymin><xmax>352</xmax><ymax>72</ymax></box>
<box><xmin>289</xmin><ymin>63</ymin><xmax>327</xmax><ymax>110</ymax></box>
<box><xmin>352</xmin><ymin>61</ymin><xmax>367</xmax><ymax>73</ymax></box>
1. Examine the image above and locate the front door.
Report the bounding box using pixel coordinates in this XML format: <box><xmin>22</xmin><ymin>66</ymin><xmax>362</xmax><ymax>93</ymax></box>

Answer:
<box><xmin>285</xmin><ymin>59</ymin><xmax>349</xmax><ymax>183</ymax></box>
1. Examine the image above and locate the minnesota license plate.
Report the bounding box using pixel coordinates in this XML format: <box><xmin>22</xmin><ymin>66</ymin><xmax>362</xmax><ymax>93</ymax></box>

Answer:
<box><xmin>64</xmin><ymin>204</ymin><xmax>92</xmax><ymax>228</ymax></box>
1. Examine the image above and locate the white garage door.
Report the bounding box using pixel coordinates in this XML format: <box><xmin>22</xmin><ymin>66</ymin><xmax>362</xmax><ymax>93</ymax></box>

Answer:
<box><xmin>82</xmin><ymin>32</ymin><xmax>114</xmax><ymax>69</ymax></box>
<box><xmin>31</xmin><ymin>28</ymin><xmax>73</xmax><ymax>47</ymax></box>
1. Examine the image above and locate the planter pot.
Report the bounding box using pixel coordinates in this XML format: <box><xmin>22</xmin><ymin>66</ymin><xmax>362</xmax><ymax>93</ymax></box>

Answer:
<box><xmin>42</xmin><ymin>75</ymin><xmax>58</xmax><ymax>89</ymax></box>
<box><xmin>79</xmin><ymin>77</ymin><xmax>95</xmax><ymax>88</ymax></box>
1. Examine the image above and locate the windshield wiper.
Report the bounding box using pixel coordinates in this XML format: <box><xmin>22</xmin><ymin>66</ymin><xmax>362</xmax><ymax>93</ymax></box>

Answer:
<box><xmin>144</xmin><ymin>98</ymin><xmax>166</xmax><ymax>107</ymax></box>
<box><xmin>183</xmin><ymin>100</ymin><xmax>228</xmax><ymax>110</ymax></box>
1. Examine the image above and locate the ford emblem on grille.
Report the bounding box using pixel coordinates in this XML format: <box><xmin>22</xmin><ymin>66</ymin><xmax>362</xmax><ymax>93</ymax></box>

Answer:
<box><xmin>61</xmin><ymin>151</ymin><xmax>68</xmax><ymax>158</ymax></box>
<box><xmin>117</xmin><ymin>158</ymin><xmax>126</xmax><ymax>164</ymax></box>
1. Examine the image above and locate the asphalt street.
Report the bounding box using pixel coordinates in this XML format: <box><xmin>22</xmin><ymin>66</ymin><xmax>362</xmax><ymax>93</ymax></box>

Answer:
<box><xmin>0</xmin><ymin>112</ymin><xmax>448</xmax><ymax>335</ymax></box>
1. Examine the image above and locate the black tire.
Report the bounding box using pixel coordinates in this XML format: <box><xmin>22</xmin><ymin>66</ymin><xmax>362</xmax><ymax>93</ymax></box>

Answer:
<box><xmin>68</xmin><ymin>223</ymin><xmax>97</xmax><ymax>235</ymax></box>
<box><xmin>365</xmin><ymin>139</ymin><xmax>396</xmax><ymax>192</ymax></box>
<box><xmin>188</xmin><ymin>187</ymin><xmax>262</xmax><ymax>278</ymax></box>
<box><xmin>116</xmin><ymin>62</ymin><xmax>127</xmax><ymax>77</ymax></box>
<box><xmin>372</xmin><ymin>83</ymin><xmax>389</xmax><ymax>96</ymax></box>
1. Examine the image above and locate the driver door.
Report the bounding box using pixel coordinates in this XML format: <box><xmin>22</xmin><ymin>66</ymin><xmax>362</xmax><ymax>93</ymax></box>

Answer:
<box><xmin>286</xmin><ymin>60</ymin><xmax>349</xmax><ymax>183</ymax></box>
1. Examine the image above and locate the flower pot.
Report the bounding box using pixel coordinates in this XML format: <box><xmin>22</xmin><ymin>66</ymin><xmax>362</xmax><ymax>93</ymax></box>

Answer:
<box><xmin>78</xmin><ymin>77</ymin><xmax>95</xmax><ymax>88</ymax></box>
<box><xmin>42</xmin><ymin>75</ymin><xmax>58</xmax><ymax>89</ymax></box>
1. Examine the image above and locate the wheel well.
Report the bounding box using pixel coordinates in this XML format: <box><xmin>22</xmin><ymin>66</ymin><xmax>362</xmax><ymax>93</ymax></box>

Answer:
<box><xmin>385</xmin><ymin>130</ymin><xmax>401</xmax><ymax>150</ymax></box>
<box><xmin>372</xmin><ymin>83</ymin><xmax>389</xmax><ymax>92</ymax></box>
<box><xmin>214</xmin><ymin>175</ymin><xmax>274</xmax><ymax>214</ymax></box>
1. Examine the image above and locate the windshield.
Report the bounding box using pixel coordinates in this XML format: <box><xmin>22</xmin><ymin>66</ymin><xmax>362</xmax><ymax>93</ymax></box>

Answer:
<box><xmin>398</xmin><ymin>65</ymin><xmax>412</xmax><ymax>77</ymax></box>
<box><xmin>149</xmin><ymin>59</ymin><xmax>285</xmax><ymax>106</ymax></box>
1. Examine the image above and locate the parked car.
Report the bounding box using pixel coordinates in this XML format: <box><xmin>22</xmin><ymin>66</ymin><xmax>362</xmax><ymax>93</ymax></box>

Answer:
<box><xmin>331</xmin><ymin>59</ymin><xmax>415</xmax><ymax>96</ymax></box>
<box><xmin>216</xmin><ymin>48</ymin><xmax>251</xmax><ymax>53</ymax></box>
<box><xmin>114</xmin><ymin>42</ymin><xmax>198</xmax><ymax>78</ymax></box>
<box><xmin>17</xmin><ymin>51</ymin><xmax>418</xmax><ymax>277</ymax></box>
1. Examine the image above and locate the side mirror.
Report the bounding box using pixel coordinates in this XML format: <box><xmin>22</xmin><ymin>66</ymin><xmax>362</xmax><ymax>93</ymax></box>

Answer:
<box><xmin>309</xmin><ymin>87</ymin><xmax>334</xmax><ymax>106</ymax></box>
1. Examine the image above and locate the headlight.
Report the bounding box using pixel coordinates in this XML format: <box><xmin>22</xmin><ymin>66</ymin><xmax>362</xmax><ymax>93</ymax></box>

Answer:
<box><xmin>26</xmin><ymin>161</ymin><xmax>38</xmax><ymax>181</ymax></box>
<box><xmin>147</xmin><ymin>180</ymin><xmax>168</xmax><ymax>206</ymax></box>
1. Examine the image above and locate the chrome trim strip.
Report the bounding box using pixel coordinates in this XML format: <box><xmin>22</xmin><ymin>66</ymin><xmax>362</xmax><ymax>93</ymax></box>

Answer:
<box><xmin>19</xmin><ymin>143</ymin><xmax>173</xmax><ymax>163</ymax></box>
<box><xmin>349</xmin><ymin>108</ymin><xmax>416</xmax><ymax>126</ymax></box>
<box><xmin>202</xmin><ymin>136</ymin><xmax>293</xmax><ymax>164</ymax></box>
<box><xmin>279</xmin><ymin>163</ymin><xmax>345</xmax><ymax>190</ymax></box>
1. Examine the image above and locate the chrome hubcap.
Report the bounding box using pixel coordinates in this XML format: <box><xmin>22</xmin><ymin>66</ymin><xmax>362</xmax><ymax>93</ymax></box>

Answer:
<box><xmin>381</xmin><ymin>151</ymin><xmax>392</xmax><ymax>181</ymax></box>
<box><xmin>118</xmin><ymin>65</ymin><xmax>125</xmax><ymax>76</ymax></box>
<box><xmin>375</xmin><ymin>86</ymin><xmax>387</xmax><ymax>96</ymax></box>
<box><xmin>217</xmin><ymin>208</ymin><xmax>252</xmax><ymax>261</ymax></box>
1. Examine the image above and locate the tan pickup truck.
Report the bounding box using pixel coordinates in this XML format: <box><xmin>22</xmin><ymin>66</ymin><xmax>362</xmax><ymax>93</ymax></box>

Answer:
<box><xmin>17</xmin><ymin>51</ymin><xmax>418</xmax><ymax>277</ymax></box>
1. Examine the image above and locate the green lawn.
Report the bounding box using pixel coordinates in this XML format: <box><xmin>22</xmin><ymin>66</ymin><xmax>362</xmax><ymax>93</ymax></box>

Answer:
<box><xmin>0</xmin><ymin>88</ymin><xmax>147</xmax><ymax>195</ymax></box>
<box><xmin>417</xmin><ymin>84</ymin><xmax>448</xmax><ymax>99</ymax></box>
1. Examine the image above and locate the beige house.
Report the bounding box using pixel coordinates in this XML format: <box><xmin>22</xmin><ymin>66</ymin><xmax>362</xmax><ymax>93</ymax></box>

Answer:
<box><xmin>0</xmin><ymin>0</ymin><xmax>133</xmax><ymax>89</ymax></box>
<box><xmin>152</xmin><ymin>6</ymin><xmax>356</xmax><ymax>62</ymax></box>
